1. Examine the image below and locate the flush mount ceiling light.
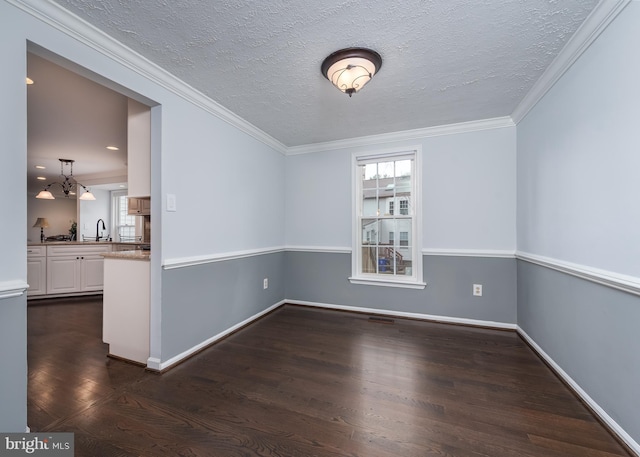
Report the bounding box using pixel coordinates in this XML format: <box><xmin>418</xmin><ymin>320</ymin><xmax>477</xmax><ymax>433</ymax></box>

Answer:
<box><xmin>36</xmin><ymin>159</ymin><xmax>96</xmax><ymax>201</ymax></box>
<box><xmin>321</xmin><ymin>47</ymin><xmax>382</xmax><ymax>97</ymax></box>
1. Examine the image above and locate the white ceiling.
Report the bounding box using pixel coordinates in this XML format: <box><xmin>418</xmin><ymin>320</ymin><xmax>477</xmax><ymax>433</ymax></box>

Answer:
<box><xmin>48</xmin><ymin>0</ymin><xmax>599</xmax><ymax>148</ymax></box>
<box><xmin>27</xmin><ymin>53</ymin><xmax>128</xmax><ymax>195</ymax></box>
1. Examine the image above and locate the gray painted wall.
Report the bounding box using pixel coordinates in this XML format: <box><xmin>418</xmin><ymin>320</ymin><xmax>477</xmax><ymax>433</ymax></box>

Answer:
<box><xmin>0</xmin><ymin>295</ymin><xmax>27</xmax><ymax>432</ymax></box>
<box><xmin>517</xmin><ymin>261</ymin><xmax>640</xmax><ymax>444</ymax></box>
<box><xmin>161</xmin><ymin>252</ymin><xmax>285</xmax><ymax>360</ymax></box>
<box><xmin>286</xmin><ymin>252</ymin><xmax>517</xmax><ymax>324</ymax></box>
<box><xmin>516</xmin><ymin>2</ymin><xmax>640</xmax><ymax>448</ymax></box>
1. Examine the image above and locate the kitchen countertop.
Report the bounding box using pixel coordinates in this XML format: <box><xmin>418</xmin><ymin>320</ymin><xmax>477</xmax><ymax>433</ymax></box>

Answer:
<box><xmin>28</xmin><ymin>241</ymin><xmax>146</xmax><ymax>246</ymax></box>
<box><xmin>102</xmin><ymin>250</ymin><xmax>150</xmax><ymax>261</ymax></box>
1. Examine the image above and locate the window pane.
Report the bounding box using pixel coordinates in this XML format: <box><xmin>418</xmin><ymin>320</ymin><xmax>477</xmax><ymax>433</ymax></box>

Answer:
<box><xmin>361</xmin><ymin>219</ymin><xmax>378</xmax><ymax>245</ymax></box>
<box><xmin>361</xmin><ymin>191</ymin><xmax>383</xmax><ymax>217</ymax></box>
<box><xmin>361</xmin><ymin>245</ymin><xmax>378</xmax><ymax>274</ymax></box>
<box><xmin>377</xmin><ymin>161</ymin><xmax>395</xmax><ymax>179</ymax></box>
<box><xmin>379</xmin><ymin>219</ymin><xmax>396</xmax><ymax>246</ymax></box>
<box><xmin>355</xmin><ymin>152</ymin><xmax>418</xmax><ymax>282</ymax></box>
<box><xmin>395</xmin><ymin>159</ymin><xmax>411</xmax><ymax>177</ymax></box>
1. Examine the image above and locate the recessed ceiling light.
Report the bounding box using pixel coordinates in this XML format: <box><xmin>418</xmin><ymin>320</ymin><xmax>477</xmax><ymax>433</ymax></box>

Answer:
<box><xmin>35</xmin><ymin>165</ymin><xmax>45</xmax><ymax>169</ymax></box>
<box><xmin>36</xmin><ymin>176</ymin><xmax>46</xmax><ymax>180</ymax></box>
<box><xmin>106</xmin><ymin>146</ymin><xmax>119</xmax><ymax>151</ymax></box>
<box><xmin>26</xmin><ymin>77</ymin><xmax>34</xmax><ymax>85</ymax></box>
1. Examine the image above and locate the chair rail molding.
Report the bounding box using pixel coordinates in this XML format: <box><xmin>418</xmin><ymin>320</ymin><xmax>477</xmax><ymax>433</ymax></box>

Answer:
<box><xmin>0</xmin><ymin>280</ymin><xmax>29</xmax><ymax>300</ymax></box>
<box><xmin>516</xmin><ymin>251</ymin><xmax>640</xmax><ymax>297</ymax></box>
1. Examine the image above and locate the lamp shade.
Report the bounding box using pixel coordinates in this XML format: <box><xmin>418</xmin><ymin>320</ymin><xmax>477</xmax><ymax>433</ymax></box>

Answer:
<box><xmin>36</xmin><ymin>190</ymin><xmax>55</xmax><ymax>200</ymax></box>
<box><xmin>79</xmin><ymin>190</ymin><xmax>96</xmax><ymax>201</ymax></box>
<box><xmin>32</xmin><ymin>217</ymin><xmax>49</xmax><ymax>228</ymax></box>
<box><xmin>321</xmin><ymin>48</ymin><xmax>382</xmax><ymax>97</ymax></box>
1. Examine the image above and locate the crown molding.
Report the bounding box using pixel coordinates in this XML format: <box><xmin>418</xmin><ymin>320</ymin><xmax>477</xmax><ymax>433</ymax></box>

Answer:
<box><xmin>8</xmin><ymin>0</ymin><xmax>289</xmax><ymax>155</ymax></box>
<box><xmin>511</xmin><ymin>0</ymin><xmax>632</xmax><ymax>124</ymax></box>
<box><xmin>286</xmin><ymin>117</ymin><xmax>515</xmax><ymax>155</ymax></box>
<box><xmin>13</xmin><ymin>0</ymin><xmax>627</xmax><ymax>157</ymax></box>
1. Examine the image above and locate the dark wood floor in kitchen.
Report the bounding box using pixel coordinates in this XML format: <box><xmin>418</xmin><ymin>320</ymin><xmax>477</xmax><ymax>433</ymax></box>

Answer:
<box><xmin>27</xmin><ymin>297</ymin><xmax>631</xmax><ymax>457</ymax></box>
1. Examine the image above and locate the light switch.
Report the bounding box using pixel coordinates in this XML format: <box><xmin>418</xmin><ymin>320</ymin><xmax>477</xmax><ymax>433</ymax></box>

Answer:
<box><xmin>166</xmin><ymin>194</ymin><xmax>177</xmax><ymax>212</ymax></box>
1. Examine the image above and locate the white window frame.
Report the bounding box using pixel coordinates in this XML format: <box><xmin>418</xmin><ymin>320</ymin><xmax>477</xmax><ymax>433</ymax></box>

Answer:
<box><xmin>350</xmin><ymin>146</ymin><xmax>425</xmax><ymax>289</ymax></box>
<box><xmin>111</xmin><ymin>190</ymin><xmax>142</xmax><ymax>242</ymax></box>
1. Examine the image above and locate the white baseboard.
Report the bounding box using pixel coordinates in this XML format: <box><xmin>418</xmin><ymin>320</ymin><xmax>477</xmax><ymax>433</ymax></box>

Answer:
<box><xmin>287</xmin><ymin>299</ymin><xmax>517</xmax><ymax>330</ymax></box>
<box><xmin>517</xmin><ymin>327</ymin><xmax>640</xmax><ymax>456</ymax></box>
<box><xmin>147</xmin><ymin>300</ymin><xmax>286</xmax><ymax>371</ymax></box>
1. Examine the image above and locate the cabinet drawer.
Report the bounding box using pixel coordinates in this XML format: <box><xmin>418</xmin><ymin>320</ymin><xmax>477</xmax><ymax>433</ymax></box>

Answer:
<box><xmin>27</xmin><ymin>246</ymin><xmax>46</xmax><ymax>257</ymax></box>
<box><xmin>47</xmin><ymin>244</ymin><xmax>112</xmax><ymax>257</ymax></box>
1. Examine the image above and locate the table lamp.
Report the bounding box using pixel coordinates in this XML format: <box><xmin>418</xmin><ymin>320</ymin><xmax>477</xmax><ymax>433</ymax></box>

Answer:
<box><xmin>33</xmin><ymin>217</ymin><xmax>49</xmax><ymax>243</ymax></box>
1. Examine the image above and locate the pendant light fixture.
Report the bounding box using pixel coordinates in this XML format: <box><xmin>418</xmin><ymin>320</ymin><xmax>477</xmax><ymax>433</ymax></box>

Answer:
<box><xmin>321</xmin><ymin>48</ymin><xmax>382</xmax><ymax>97</ymax></box>
<box><xmin>35</xmin><ymin>159</ymin><xmax>96</xmax><ymax>200</ymax></box>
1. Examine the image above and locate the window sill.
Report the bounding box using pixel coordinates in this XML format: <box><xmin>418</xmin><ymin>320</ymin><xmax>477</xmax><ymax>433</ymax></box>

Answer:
<box><xmin>348</xmin><ymin>276</ymin><xmax>427</xmax><ymax>290</ymax></box>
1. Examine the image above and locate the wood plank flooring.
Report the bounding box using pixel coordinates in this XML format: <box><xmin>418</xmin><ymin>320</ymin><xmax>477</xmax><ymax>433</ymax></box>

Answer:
<box><xmin>27</xmin><ymin>297</ymin><xmax>632</xmax><ymax>456</ymax></box>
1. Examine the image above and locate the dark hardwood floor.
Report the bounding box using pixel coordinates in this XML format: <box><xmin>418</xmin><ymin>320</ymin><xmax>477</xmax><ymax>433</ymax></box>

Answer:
<box><xmin>28</xmin><ymin>297</ymin><xmax>631</xmax><ymax>456</ymax></box>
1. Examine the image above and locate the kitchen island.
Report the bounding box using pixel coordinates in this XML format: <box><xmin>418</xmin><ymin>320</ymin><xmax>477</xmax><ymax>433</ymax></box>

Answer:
<box><xmin>102</xmin><ymin>250</ymin><xmax>150</xmax><ymax>365</ymax></box>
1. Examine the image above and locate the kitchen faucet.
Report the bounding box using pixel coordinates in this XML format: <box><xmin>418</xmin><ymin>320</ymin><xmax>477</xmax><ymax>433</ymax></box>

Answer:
<box><xmin>96</xmin><ymin>219</ymin><xmax>106</xmax><ymax>242</ymax></box>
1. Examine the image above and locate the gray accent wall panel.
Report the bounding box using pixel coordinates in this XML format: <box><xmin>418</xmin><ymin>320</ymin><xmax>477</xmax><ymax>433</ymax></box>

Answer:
<box><xmin>161</xmin><ymin>252</ymin><xmax>285</xmax><ymax>361</ymax></box>
<box><xmin>0</xmin><ymin>295</ymin><xmax>27</xmax><ymax>431</ymax></box>
<box><xmin>517</xmin><ymin>260</ymin><xmax>640</xmax><ymax>444</ymax></box>
<box><xmin>286</xmin><ymin>252</ymin><xmax>517</xmax><ymax>324</ymax></box>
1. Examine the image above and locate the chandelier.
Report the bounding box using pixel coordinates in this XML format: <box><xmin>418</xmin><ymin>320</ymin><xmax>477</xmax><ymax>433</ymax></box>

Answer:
<box><xmin>321</xmin><ymin>48</ymin><xmax>382</xmax><ymax>97</ymax></box>
<box><xmin>35</xmin><ymin>159</ymin><xmax>96</xmax><ymax>200</ymax></box>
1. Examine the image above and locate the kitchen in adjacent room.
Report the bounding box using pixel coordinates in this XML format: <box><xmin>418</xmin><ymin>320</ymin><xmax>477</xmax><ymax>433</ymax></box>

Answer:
<box><xmin>26</xmin><ymin>51</ymin><xmax>152</xmax><ymax>365</ymax></box>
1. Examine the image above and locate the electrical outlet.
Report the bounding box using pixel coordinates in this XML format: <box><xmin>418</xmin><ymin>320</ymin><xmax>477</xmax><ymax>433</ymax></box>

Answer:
<box><xmin>473</xmin><ymin>284</ymin><xmax>483</xmax><ymax>297</ymax></box>
<box><xmin>263</xmin><ymin>278</ymin><xmax>268</xmax><ymax>289</ymax></box>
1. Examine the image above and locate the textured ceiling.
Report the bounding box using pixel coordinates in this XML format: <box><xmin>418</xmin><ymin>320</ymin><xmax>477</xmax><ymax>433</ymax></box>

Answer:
<box><xmin>50</xmin><ymin>0</ymin><xmax>599</xmax><ymax>147</ymax></box>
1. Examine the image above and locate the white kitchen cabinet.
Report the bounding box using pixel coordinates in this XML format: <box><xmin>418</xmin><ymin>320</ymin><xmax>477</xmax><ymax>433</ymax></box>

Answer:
<box><xmin>127</xmin><ymin>99</ymin><xmax>151</xmax><ymax>197</ymax></box>
<box><xmin>47</xmin><ymin>256</ymin><xmax>81</xmax><ymax>294</ymax></box>
<box><xmin>46</xmin><ymin>244</ymin><xmax>111</xmax><ymax>295</ymax></box>
<box><xmin>27</xmin><ymin>246</ymin><xmax>47</xmax><ymax>296</ymax></box>
<box><xmin>80</xmin><ymin>255</ymin><xmax>107</xmax><ymax>291</ymax></box>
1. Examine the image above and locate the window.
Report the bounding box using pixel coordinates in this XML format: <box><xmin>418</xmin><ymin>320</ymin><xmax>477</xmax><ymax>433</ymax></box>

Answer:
<box><xmin>399</xmin><ymin>199</ymin><xmax>409</xmax><ymax>215</ymax></box>
<box><xmin>351</xmin><ymin>148</ymin><xmax>424</xmax><ymax>289</ymax></box>
<box><xmin>111</xmin><ymin>191</ymin><xmax>139</xmax><ymax>242</ymax></box>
